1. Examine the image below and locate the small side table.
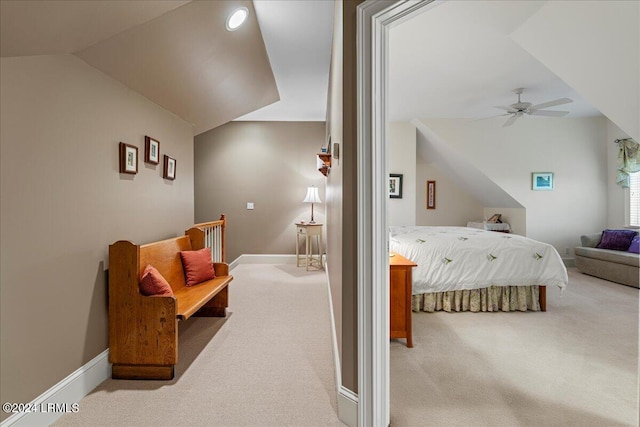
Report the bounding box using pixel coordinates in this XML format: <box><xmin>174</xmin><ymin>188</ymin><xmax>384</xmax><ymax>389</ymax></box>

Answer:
<box><xmin>390</xmin><ymin>252</ymin><xmax>417</xmax><ymax>348</ymax></box>
<box><xmin>296</xmin><ymin>223</ymin><xmax>323</xmax><ymax>270</ymax></box>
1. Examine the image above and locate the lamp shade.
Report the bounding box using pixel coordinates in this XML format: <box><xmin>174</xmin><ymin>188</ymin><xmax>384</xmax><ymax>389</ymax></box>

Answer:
<box><xmin>303</xmin><ymin>186</ymin><xmax>322</xmax><ymax>204</ymax></box>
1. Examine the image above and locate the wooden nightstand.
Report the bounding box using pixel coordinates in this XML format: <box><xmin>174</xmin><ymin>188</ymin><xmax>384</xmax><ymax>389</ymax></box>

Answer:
<box><xmin>295</xmin><ymin>223</ymin><xmax>323</xmax><ymax>270</ymax></box>
<box><xmin>390</xmin><ymin>252</ymin><xmax>417</xmax><ymax>348</ymax></box>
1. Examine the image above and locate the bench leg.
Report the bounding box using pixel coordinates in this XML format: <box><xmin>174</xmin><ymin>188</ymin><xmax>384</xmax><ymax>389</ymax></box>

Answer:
<box><xmin>112</xmin><ymin>364</ymin><xmax>174</xmax><ymax>380</ymax></box>
<box><xmin>193</xmin><ymin>287</ymin><xmax>228</xmax><ymax>318</ymax></box>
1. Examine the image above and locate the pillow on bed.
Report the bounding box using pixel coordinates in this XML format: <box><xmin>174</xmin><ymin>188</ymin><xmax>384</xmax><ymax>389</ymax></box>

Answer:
<box><xmin>180</xmin><ymin>248</ymin><xmax>216</xmax><ymax>286</ymax></box>
<box><xmin>596</xmin><ymin>229</ymin><xmax>638</xmax><ymax>251</ymax></box>
<box><xmin>628</xmin><ymin>235</ymin><xmax>640</xmax><ymax>254</ymax></box>
<box><xmin>139</xmin><ymin>265</ymin><xmax>174</xmax><ymax>297</ymax></box>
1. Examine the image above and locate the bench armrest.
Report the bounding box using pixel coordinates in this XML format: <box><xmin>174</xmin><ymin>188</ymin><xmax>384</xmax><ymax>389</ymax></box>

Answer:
<box><xmin>214</xmin><ymin>262</ymin><xmax>229</xmax><ymax>276</ymax></box>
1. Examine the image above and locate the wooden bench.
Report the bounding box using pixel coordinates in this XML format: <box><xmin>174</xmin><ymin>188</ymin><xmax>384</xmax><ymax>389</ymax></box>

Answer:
<box><xmin>108</xmin><ymin>220</ymin><xmax>232</xmax><ymax>380</ymax></box>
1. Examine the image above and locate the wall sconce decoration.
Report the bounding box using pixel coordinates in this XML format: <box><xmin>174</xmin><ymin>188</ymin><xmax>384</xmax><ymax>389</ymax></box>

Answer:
<box><xmin>317</xmin><ymin>152</ymin><xmax>331</xmax><ymax>176</ymax></box>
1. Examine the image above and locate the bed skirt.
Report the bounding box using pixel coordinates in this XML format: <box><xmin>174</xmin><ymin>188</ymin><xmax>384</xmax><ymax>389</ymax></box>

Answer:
<box><xmin>411</xmin><ymin>285</ymin><xmax>541</xmax><ymax>313</ymax></box>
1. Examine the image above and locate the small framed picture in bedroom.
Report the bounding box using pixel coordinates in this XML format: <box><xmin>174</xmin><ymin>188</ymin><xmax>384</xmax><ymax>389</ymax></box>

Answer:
<box><xmin>532</xmin><ymin>172</ymin><xmax>554</xmax><ymax>190</ymax></box>
<box><xmin>389</xmin><ymin>174</ymin><xmax>403</xmax><ymax>198</ymax></box>
<box><xmin>144</xmin><ymin>136</ymin><xmax>160</xmax><ymax>165</ymax></box>
<box><xmin>119</xmin><ymin>142</ymin><xmax>138</xmax><ymax>175</ymax></box>
<box><xmin>163</xmin><ymin>155</ymin><xmax>176</xmax><ymax>180</ymax></box>
<box><xmin>426</xmin><ymin>180</ymin><xmax>436</xmax><ymax>209</ymax></box>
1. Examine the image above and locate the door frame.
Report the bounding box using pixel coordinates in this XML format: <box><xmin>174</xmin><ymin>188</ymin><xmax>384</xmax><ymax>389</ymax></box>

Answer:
<box><xmin>356</xmin><ymin>1</ymin><xmax>436</xmax><ymax>426</ymax></box>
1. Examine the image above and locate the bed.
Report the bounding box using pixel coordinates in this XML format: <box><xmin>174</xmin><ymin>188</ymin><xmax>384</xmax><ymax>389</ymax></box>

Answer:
<box><xmin>389</xmin><ymin>226</ymin><xmax>568</xmax><ymax>313</ymax></box>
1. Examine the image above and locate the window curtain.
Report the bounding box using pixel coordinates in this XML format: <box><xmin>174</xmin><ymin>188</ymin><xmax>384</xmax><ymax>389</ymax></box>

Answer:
<box><xmin>616</xmin><ymin>138</ymin><xmax>640</xmax><ymax>188</ymax></box>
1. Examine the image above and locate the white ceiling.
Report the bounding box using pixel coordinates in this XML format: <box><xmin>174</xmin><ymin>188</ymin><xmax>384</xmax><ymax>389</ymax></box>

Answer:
<box><xmin>0</xmin><ymin>0</ymin><xmax>603</xmax><ymax>131</ymax></box>
<box><xmin>235</xmin><ymin>0</ymin><xmax>334</xmax><ymax>122</ymax></box>
<box><xmin>389</xmin><ymin>0</ymin><xmax>602</xmax><ymax>121</ymax></box>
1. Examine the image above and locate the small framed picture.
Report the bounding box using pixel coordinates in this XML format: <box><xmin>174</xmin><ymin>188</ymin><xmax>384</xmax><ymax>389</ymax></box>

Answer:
<box><xmin>532</xmin><ymin>172</ymin><xmax>554</xmax><ymax>190</ymax></box>
<box><xmin>389</xmin><ymin>174</ymin><xmax>403</xmax><ymax>199</ymax></box>
<box><xmin>163</xmin><ymin>155</ymin><xmax>176</xmax><ymax>180</ymax></box>
<box><xmin>426</xmin><ymin>180</ymin><xmax>436</xmax><ymax>209</ymax></box>
<box><xmin>144</xmin><ymin>136</ymin><xmax>160</xmax><ymax>165</ymax></box>
<box><xmin>119</xmin><ymin>142</ymin><xmax>138</xmax><ymax>174</ymax></box>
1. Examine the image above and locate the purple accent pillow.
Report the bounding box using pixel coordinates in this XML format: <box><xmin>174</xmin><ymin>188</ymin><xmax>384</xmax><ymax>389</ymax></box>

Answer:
<box><xmin>628</xmin><ymin>235</ymin><xmax>640</xmax><ymax>254</ymax></box>
<box><xmin>596</xmin><ymin>229</ymin><xmax>638</xmax><ymax>251</ymax></box>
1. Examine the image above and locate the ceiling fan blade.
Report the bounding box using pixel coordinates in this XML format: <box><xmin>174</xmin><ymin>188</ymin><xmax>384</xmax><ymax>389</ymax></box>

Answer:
<box><xmin>529</xmin><ymin>110</ymin><xmax>569</xmax><ymax>117</ymax></box>
<box><xmin>494</xmin><ymin>105</ymin><xmax>518</xmax><ymax>113</ymax></box>
<box><xmin>502</xmin><ymin>113</ymin><xmax>521</xmax><ymax>127</ymax></box>
<box><xmin>529</xmin><ymin>97</ymin><xmax>573</xmax><ymax>110</ymax></box>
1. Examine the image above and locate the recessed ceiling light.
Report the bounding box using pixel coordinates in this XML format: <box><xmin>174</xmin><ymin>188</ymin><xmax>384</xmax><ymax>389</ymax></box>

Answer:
<box><xmin>226</xmin><ymin>7</ymin><xmax>248</xmax><ymax>31</ymax></box>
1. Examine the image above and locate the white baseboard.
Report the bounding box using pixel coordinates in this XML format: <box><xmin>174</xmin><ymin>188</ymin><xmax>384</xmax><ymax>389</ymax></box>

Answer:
<box><xmin>338</xmin><ymin>386</ymin><xmax>359</xmax><ymax>427</ymax></box>
<box><xmin>229</xmin><ymin>254</ymin><xmax>297</xmax><ymax>270</ymax></box>
<box><xmin>1</xmin><ymin>349</ymin><xmax>110</xmax><ymax>427</ymax></box>
<box><xmin>325</xmin><ymin>262</ymin><xmax>358</xmax><ymax>427</ymax></box>
<box><xmin>563</xmin><ymin>257</ymin><xmax>576</xmax><ymax>268</ymax></box>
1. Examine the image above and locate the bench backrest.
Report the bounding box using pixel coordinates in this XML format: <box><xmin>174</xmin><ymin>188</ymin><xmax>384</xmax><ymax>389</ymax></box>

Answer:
<box><xmin>139</xmin><ymin>235</ymin><xmax>193</xmax><ymax>292</ymax></box>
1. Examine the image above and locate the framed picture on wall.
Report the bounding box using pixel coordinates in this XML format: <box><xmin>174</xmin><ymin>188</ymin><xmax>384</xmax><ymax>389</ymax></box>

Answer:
<box><xmin>119</xmin><ymin>142</ymin><xmax>138</xmax><ymax>174</ymax></box>
<box><xmin>532</xmin><ymin>172</ymin><xmax>554</xmax><ymax>190</ymax></box>
<box><xmin>426</xmin><ymin>180</ymin><xmax>436</xmax><ymax>209</ymax></box>
<box><xmin>163</xmin><ymin>155</ymin><xmax>176</xmax><ymax>180</ymax></box>
<box><xmin>144</xmin><ymin>136</ymin><xmax>160</xmax><ymax>165</ymax></box>
<box><xmin>389</xmin><ymin>174</ymin><xmax>403</xmax><ymax>198</ymax></box>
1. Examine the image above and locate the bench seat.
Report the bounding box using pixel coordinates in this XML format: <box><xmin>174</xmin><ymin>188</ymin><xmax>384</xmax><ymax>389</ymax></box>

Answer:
<box><xmin>109</xmin><ymin>227</ymin><xmax>232</xmax><ymax>380</ymax></box>
<box><xmin>175</xmin><ymin>273</ymin><xmax>232</xmax><ymax>319</ymax></box>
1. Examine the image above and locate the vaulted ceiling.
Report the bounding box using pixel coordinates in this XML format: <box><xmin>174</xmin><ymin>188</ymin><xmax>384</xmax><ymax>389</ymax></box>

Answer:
<box><xmin>0</xmin><ymin>0</ymin><xmax>282</xmax><ymax>134</ymax></box>
<box><xmin>3</xmin><ymin>1</ymin><xmax>634</xmax><ymax>135</ymax></box>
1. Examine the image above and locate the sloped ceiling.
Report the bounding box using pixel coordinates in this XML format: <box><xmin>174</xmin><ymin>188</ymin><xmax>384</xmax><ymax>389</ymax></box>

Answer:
<box><xmin>389</xmin><ymin>0</ymin><xmax>602</xmax><ymax>121</ymax></box>
<box><xmin>1</xmin><ymin>0</ymin><xmax>279</xmax><ymax>135</ymax></box>
<box><xmin>0</xmin><ymin>0</ymin><xmax>189</xmax><ymax>57</ymax></box>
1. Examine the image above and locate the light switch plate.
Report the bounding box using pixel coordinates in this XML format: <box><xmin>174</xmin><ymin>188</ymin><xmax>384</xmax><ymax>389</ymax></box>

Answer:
<box><xmin>247</xmin><ymin>202</ymin><xmax>254</xmax><ymax>210</ymax></box>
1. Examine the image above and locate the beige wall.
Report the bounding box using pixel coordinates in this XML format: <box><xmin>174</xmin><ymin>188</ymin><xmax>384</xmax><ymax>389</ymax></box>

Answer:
<box><xmin>193</xmin><ymin>121</ymin><xmax>326</xmax><ymax>262</ymax></box>
<box><xmin>0</xmin><ymin>55</ymin><xmax>194</xmax><ymax>419</ymax></box>
<box><xmin>415</xmin><ymin>161</ymin><xmax>485</xmax><ymax>227</ymax></box>
<box><xmin>339</xmin><ymin>0</ymin><xmax>361</xmax><ymax>393</ymax></box>
<box><xmin>326</xmin><ymin>0</ymin><xmax>345</xmax><ymax>370</ymax></box>
<box><xmin>324</xmin><ymin>0</ymin><xmax>361</xmax><ymax>394</ymax></box>
<box><xmin>389</xmin><ymin>122</ymin><xmax>417</xmax><ymax>226</ymax></box>
<box><xmin>422</xmin><ymin>117</ymin><xmax>608</xmax><ymax>258</ymax></box>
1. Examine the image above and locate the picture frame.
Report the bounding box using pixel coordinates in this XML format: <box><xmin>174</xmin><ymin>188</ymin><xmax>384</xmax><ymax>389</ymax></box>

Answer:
<box><xmin>389</xmin><ymin>174</ymin><xmax>403</xmax><ymax>199</ymax></box>
<box><xmin>426</xmin><ymin>180</ymin><xmax>436</xmax><ymax>209</ymax></box>
<box><xmin>163</xmin><ymin>155</ymin><xmax>176</xmax><ymax>180</ymax></box>
<box><xmin>119</xmin><ymin>142</ymin><xmax>138</xmax><ymax>174</ymax></box>
<box><xmin>144</xmin><ymin>136</ymin><xmax>160</xmax><ymax>165</ymax></box>
<box><xmin>532</xmin><ymin>172</ymin><xmax>554</xmax><ymax>190</ymax></box>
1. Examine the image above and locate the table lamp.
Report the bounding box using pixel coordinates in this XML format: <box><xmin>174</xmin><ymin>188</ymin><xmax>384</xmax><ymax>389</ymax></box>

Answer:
<box><xmin>303</xmin><ymin>186</ymin><xmax>322</xmax><ymax>224</ymax></box>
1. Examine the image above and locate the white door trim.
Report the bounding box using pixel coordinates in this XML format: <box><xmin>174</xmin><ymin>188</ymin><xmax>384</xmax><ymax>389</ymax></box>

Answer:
<box><xmin>356</xmin><ymin>1</ymin><xmax>437</xmax><ymax>426</ymax></box>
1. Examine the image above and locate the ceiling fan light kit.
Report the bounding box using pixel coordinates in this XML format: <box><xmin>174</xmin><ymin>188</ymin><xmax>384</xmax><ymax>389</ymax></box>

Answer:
<box><xmin>494</xmin><ymin>88</ymin><xmax>573</xmax><ymax>127</ymax></box>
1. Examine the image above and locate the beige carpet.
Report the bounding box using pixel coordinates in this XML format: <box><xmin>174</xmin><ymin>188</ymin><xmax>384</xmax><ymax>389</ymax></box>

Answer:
<box><xmin>55</xmin><ymin>264</ymin><xmax>343</xmax><ymax>427</ymax></box>
<box><xmin>390</xmin><ymin>267</ymin><xmax>640</xmax><ymax>426</ymax></box>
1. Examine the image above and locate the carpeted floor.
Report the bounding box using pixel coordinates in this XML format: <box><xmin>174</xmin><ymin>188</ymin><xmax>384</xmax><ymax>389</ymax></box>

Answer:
<box><xmin>55</xmin><ymin>264</ymin><xmax>343</xmax><ymax>427</ymax></box>
<box><xmin>55</xmin><ymin>265</ymin><xmax>639</xmax><ymax>427</ymax></box>
<box><xmin>390</xmin><ymin>268</ymin><xmax>640</xmax><ymax>427</ymax></box>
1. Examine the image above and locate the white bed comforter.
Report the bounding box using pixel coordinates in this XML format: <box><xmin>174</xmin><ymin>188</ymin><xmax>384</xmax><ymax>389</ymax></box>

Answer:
<box><xmin>389</xmin><ymin>226</ymin><xmax>568</xmax><ymax>294</ymax></box>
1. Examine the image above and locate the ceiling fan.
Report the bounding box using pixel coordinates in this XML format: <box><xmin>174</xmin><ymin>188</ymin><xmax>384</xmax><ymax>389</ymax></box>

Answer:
<box><xmin>492</xmin><ymin>88</ymin><xmax>573</xmax><ymax>127</ymax></box>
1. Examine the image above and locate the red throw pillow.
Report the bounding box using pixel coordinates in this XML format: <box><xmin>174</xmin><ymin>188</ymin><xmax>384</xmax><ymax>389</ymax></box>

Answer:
<box><xmin>139</xmin><ymin>265</ymin><xmax>174</xmax><ymax>297</ymax></box>
<box><xmin>180</xmin><ymin>248</ymin><xmax>216</xmax><ymax>286</ymax></box>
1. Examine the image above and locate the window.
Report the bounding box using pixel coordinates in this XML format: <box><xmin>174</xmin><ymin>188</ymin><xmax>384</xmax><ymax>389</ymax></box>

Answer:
<box><xmin>630</xmin><ymin>172</ymin><xmax>640</xmax><ymax>226</ymax></box>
